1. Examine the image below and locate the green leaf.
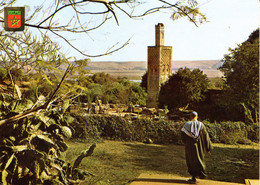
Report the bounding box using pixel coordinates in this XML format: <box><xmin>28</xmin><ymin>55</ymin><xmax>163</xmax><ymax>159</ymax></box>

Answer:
<box><xmin>38</xmin><ymin>114</ymin><xmax>51</xmax><ymax>125</ymax></box>
<box><xmin>63</xmin><ymin>114</ymin><xmax>75</xmax><ymax>124</ymax></box>
<box><xmin>62</xmin><ymin>99</ymin><xmax>70</xmax><ymax>111</ymax></box>
<box><xmin>30</xmin><ymin>134</ymin><xmax>57</xmax><ymax>153</ymax></box>
<box><xmin>14</xmin><ymin>84</ymin><xmax>22</xmax><ymax>100</ymax></box>
<box><xmin>2</xmin><ymin>153</ymin><xmax>16</xmax><ymax>185</ymax></box>
<box><xmin>11</xmin><ymin>145</ymin><xmax>28</xmax><ymax>152</ymax></box>
<box><xmin>9</xmin><ymin>99</ymin><xmax>34</xmax><ymax>113</ymax></box>
<box><xmin>42</xmin><ymin>73</ymin><xmax>54</xmax><ymax>85</ymax></box>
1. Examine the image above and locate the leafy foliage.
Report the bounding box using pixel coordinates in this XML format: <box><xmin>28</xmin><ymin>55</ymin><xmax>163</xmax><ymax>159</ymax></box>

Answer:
<box><xmin>78</xmin><ymin>73</ymin><xmax>147</xmax><ymax>106</ymax></box>
<box><xmin>0</xmin><ymin>94</ymin><xmax>96</xmax><ymax>185</ymax></box>
<box><xmin>208</xmin><ymin>77</ymin><xmax>225</xmax><ymax>90</ymax></box>
<box><xmin>204</xmin><ymin>121</ymin><xmax>257</xmax><ymax>144</ymax></box>
<box><xmin>159</xmin><ymin>67</ymin><xmax>209</xmax><ymax>110</ymax></box>
<box><xmin>0</xmin><ymin>31</ymin><xmax>96</xmax><ymax>184</ymax></box>
<box><xmin>72</xmin><ymin>114</ymin><xmax>184</xmax><ymax>144</ymax></box>
<box><xmin>0</xmin><ymin>30</ymin><xmax>68</xmax><ymax>75</ymax></box>
<box><xmin>71</xmin><ymin>114</ymin><xmax>258</xmax><ymax>145</ymax></box>
<box><xmin>171</xmin><ymin>0</ymin><xmax>207</xmax><ymax>25</ymax></box>
<box><xmin>0</xmin><ymin>30</ymin><xmax>71</xmax><ymax>99</ymax></box>
<box><xmin>219</xmin><ymin>29</ymin><xmax>259</xmax><ymax>123</ymax></box>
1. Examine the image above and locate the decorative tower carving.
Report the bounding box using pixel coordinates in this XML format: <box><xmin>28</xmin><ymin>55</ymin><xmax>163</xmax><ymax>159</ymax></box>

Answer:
<box><xmin>147</xmin><ymin>23</ymin><xmax>172</xmax><ymax>108</ymax></box>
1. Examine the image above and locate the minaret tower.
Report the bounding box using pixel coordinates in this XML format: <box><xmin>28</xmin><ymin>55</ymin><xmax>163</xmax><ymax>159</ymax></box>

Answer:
<box><xmin>147</xmin><ymin>23</ymin><xmax>173</xmax><ymax>108</ymax></box>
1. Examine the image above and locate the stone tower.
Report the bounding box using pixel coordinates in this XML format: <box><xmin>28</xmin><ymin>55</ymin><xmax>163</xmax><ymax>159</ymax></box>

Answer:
<box><xmin>147</xmin><ymin>23</ymin><xmax>172</xmax><ymax>108</ymax></box>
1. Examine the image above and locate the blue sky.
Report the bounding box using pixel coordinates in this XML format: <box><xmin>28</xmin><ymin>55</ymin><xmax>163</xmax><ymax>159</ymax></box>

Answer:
<box><xmin>89</xmin><ymin>0</ymin><xmax>258</xmax><ymax>61</ymax></box>
<box><xmin>93</xmin><ymin>0</ymin><xmax>259</xmax><ymax>62</ymax></box>
<box><xmin>9</xmin><ymin>0</ymin><xmax>259</xmax><ymax>61</ymax></box>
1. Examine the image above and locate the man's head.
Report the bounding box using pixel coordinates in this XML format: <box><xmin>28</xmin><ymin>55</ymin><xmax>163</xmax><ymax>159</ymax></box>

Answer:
<box><xmin>190</xmin><ymin>111</ymin><xmax>198</xmax><ymax>120</ymax></box>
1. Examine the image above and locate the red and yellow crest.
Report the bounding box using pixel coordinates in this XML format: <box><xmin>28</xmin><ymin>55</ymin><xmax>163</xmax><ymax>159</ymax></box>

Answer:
<box><xmin>4</xmin><ymin>7</ymin><xmax>25</xmax><ymax>31</ymax></box>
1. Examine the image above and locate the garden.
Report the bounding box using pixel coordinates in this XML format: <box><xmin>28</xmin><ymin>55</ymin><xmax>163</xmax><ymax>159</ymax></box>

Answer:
<box><xmin>0</xmin><ymin>7</ymin><xmax>258</xmax><ymax>184</ymax></box>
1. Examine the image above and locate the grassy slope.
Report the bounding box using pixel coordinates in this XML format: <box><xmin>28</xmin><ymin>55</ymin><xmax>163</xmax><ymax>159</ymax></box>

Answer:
<box><xmin>65</xmin><ymin>140</ymin><xmax>259</xmax><ymax>185</ymax></box>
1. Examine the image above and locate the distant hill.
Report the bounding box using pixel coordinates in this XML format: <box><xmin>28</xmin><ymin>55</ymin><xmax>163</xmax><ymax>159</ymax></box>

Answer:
<box><xmin>173</xmin><ymin>60</ymin><xmax>223</xmax><ymax>70</ymax></box>
<box><xmin>87</xmin><ymin>61</ymin><xmax>147</xmax><ymax>71</ymax></box>
<box><xmin>88</xmin><ymin>60</ymin><xmax>223</xmax><ymax>80</ymax></box>
<box><xmin>88</xmin><ymin>60</ymin><xmax>222</xmax><ymax>70</ymax></box>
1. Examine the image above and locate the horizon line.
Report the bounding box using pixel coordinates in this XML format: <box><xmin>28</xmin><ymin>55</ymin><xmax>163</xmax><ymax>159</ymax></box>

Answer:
<box><xmin>90</xmin><ymin>59</ymin><xmax>222</xmax><ymax>62</ymax></box>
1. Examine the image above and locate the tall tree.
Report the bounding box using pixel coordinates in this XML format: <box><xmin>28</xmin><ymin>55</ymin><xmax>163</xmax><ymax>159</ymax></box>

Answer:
<box><xmin>159</xmin><ymin>67</ymin><xmax>209</xmax><ymax>110</ymax></box>
<box><xmin>219</xmin><ymin>29</ymin><xmax>259</xmax><ymax>123</ymax></box>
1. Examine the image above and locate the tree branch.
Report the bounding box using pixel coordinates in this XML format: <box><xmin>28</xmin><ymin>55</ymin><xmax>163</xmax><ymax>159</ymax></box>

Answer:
<box><xmin>113</xmin><ymin>3</ymin><xmax>172</xmax><ymax>18</ymax></box>
<box><xmin>50</xmin><ymin>29</ymin><xmax>130</xmax><ymax>57</ymax></box>
<box><xmin>0</xmin><ymin>64</ymin><xmax>73</xmax><ymax>127</ymax></box>
<box><xmin>38</xmin><ymin>0</ymin><xmax>85</xmax><ymax>26</ymax></box>
<box><xmin>158</xmin><ymin>0</ymin><xmax>198</xmax><ymax>26</ymax></box>
<box><xmin>72</xmin><ymin>143</ymin><xmax>96</xmax><ymax>169</ymax></box>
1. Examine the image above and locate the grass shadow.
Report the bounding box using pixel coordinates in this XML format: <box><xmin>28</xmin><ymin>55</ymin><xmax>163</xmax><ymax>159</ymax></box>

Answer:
<box><xmin>123</xmin><ymin>143</ymin><xmax>188</xmax><ymax>176</ymax></box>
<box><xmin>206</xmin><ymin>145</ymin><xmax>259</xmax><ymax>183</ymax></box>
<box><xmin>124</xmin><ymin>143</ymin><xmax>259</xmax><ymax>184</ymax></box>
<box><xmin>134</xmin><ymin>178</ymin><xmax>189</xmax><ymax>184</ymax></box>
<box><xmin>66</xmin><ymin>141</ymin><xmax>258</xmax><ymax>184</ymax></box>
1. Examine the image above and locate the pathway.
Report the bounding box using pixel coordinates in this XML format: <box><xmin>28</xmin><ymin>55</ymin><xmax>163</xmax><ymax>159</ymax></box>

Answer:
<box><xmin>130</xmin><ymin>173</ymin><xmax>259</xmax><ymax>185</ymax></box>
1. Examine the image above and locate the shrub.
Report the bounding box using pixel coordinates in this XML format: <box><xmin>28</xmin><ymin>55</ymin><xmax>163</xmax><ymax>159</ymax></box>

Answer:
<box><xmin>204</xmin><ymin>121</ymin><xmax>253</xmax><ymax>144</ymax></box>
<box><xmin>72</xmin><ymin>115</ymin><xmax>185</xmax><ymax>144</ymax></box>
<box><xmin>159</xmin><ymin>68</ymin><xmax>209</xmax><ymax>110</ymax></box>
<box><xmin>246</xmin><ymin>123</ymin><xmax>259</xmax><ymax>142</ymax></box>
<box><xmin>71</xmin><ymin>114</ymin><xmax>258</xmax><ymax>145</ymax></box>
<box><xmin>78</xmin><ymin>73</ymin><xmax>147</xmax><ymax>106</ymax></box>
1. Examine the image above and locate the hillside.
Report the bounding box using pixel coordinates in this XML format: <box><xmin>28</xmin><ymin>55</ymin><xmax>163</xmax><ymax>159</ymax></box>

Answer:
<box><xmin>88</xmin><ymin>60</ymin><xmax>223</xmax><ymax>80</ymax></box>
<box><xmin>173</xmin><ymin>60</ymin><xmax>222</xmax><ymax>69</ymax></box>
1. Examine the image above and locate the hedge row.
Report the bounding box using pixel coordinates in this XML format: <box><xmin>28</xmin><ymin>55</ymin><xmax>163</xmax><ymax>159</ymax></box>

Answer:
<box><xmin>204</xmin><ymin>121</ymin><xmax>258</xmax><ymax>144</ymax></box>
<box><xmin>71</xmin><ymin>115</ymin><xmax>259</xmax><ymax>145</ymax></box>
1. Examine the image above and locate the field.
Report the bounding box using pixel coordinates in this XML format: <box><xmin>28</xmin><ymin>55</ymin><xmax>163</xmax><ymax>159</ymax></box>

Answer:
<box><xmin>65</xmin><ymin>140</ymin><xmax>259</xmax><ymax>185</ymax></box>
<box><xmin>88</xmin><ymin>60</ymin><xmax>223</xmax><ymax>80</ymax></box>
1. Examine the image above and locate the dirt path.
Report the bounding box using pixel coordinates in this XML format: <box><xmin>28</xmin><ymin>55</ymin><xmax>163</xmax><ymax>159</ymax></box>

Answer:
<box><xmin>130</xmin><ymin>173</ymin><xmax>246</xmax><ymax>185</ymax></box>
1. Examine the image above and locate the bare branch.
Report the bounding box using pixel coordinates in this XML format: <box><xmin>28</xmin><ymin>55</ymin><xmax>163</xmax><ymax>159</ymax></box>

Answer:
<box><xmin>0</xmin><ymin>64</ymin><xmax>73</xmax><ymax>127</ymax></box>
<box><xmin>60</xmin><ymin>15</ymin><xmax>111</xmax><ymax>32</ymax></box>
<box><xmin>44</xmin><ymin>64</ymin><xmax>74</xmax><ymax>109</ymax></box>
<box><xmin>0</xmin><ymin>0</ymin><xmax>206</xmax><ymax>60</ymax></box>
<box><xmin>26</xmin><ymin>6</ymin><xmax>43</xmax><ymax>22</ymax></box>
<box><xmin>73</xmin><ymin>9</ymin><xmax>109</xmax><ymax>14</ymax></box>
<box><xmin>50</xmin><ymin>29</ymin><xmax>130</xmax><ymax>57</ymax></box>
<box><xmin>158</xmin><ymin>0</ymin><xmax>198</xmax><ymax>26</ymax></box>
<box><xmin>113</xmin><ymin>3</ymin><xmax>172</xmax><ymax>19</ymax></box>
<box><xmin>105</xmin><ymin>3</ymin><xmax>119</xmax><ymax>25</ymax></box>
<box><xmin>86</xmin><ymin>0</ymin><xmax>108</xmax><ymax>3</ymax></box>
<box><xmin>38</xmin><ymin>0</ymin><xmax>86</xmax><ymax>26</ymax></box>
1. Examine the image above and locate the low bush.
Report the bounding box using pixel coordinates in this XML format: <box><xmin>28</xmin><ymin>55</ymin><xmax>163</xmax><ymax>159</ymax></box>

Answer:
<box><xmin>71</xmin><ymin>115</ymin><xmax>258</xmax><ymax>145</ymax></box>
<box><xmin>72</xmin><ymin>115</ymin><xmax>184</xmax><ymax>144</ymax></box>
<box><xmin>246</xmin><ymin>123</ymin><xmax>259</xmax><ymax>142</ymax></box>
<box><xmin>204</xmin><ymin>121</ymin><xmax>253</xmax><ymax>144</ymax></box>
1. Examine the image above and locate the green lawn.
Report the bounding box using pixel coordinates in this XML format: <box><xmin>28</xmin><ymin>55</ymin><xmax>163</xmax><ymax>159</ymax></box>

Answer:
<box><xmin>65</xmin><ymin>140</ymin><xmax>259</xmax><ymax>185</ymax></box>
